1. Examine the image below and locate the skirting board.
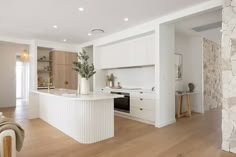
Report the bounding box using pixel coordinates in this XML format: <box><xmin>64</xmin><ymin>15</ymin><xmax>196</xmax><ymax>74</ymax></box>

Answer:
<box><xmin>114</xmin><ymin>112</ymin><xmax>155</xmax><ymax>125</ymax></box>
<box><xmin>155</xmin><ymin>118</ymin><xmax>176</xmax><ymax>128</ymax></box>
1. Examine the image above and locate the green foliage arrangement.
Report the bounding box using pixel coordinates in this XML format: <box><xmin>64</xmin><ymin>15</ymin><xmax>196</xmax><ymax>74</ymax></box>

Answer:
<box><xmin>72</xmin><ymin>50</ymin><xmax>96</xmax><ymax>80</ymax></box>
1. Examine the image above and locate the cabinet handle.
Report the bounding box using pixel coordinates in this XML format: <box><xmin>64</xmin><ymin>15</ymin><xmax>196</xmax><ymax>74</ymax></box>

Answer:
<box><xmin>140</xmin><ymin>98</ymin><xmax>143</xmax><ymax>101</ymax></box>
<box><xmin>140</xmin><ymin>108</ymin><xmax>143</xmax><ymax>111</ymax></box>
<box><xmin>140</xmin><ymin>92</ymin><xmax>143</xmax><ymax>94</ymax></box>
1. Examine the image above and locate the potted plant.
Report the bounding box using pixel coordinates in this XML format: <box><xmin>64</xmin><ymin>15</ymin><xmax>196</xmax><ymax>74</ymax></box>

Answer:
<box><xmin>106</xmin><ymin>73</ymin><xmax>114</xmax><ymax>88</ymax></box>
<box><xmin>73</xmin><ymin>50</ymin><xmax>96</xmax><ymax>94</ymax></box>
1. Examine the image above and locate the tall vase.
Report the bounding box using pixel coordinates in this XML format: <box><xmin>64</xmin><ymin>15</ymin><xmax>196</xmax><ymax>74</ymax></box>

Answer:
<box><xmin>80</xmin><ymin>78</ymin><xmax>90</xmax><ymax>95</ymax></box>
<box><xmin>77</xmin><ymin>79</ymin><xmax>80</xmax><ymax>94</ymax></box>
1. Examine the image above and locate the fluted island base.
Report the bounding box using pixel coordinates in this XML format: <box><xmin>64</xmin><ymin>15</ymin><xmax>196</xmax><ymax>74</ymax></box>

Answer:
<box><xmin>29</xmin><ymin>90</ymin><xmax>123</xmax><ymax>144</ymax></box>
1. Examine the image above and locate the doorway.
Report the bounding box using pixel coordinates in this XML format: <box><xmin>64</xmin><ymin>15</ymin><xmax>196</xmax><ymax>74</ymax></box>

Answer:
<box><xmin>16</xmin><ymin>59</ymin><xmax>24</xmax><ymax>99</ymax></box>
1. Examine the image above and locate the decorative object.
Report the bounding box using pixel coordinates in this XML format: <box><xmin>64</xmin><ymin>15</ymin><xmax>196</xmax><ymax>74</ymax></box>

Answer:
<box><xmin>106</xmin><ymin>74</ymin><xmax>114</xmax><ymax>88</ymax></box>
<box><xmin>20</xmin><ymin>50</ymin><xmax>29</xmax><ymax>62</ymax></box>
<box><xmin>80</xmin><ymin>78</ymin><xmax>90</xmax><ymax>94</ymax></box>
<box><xmin>188</xmin><ymin>83</ymin><xmax>195</xmax><ymax>92</ymax></box>
<box><xmin>175</xmin><ymin>53</ymin><xmax>183</xmax><ymax>80</ymax></box>
<box><xmin>73</xmin><ymin>50</ymin><xmax>96</xmax><ymax>94</ymax></box>
<box><xmin>77</xmin><ymin>80</ymin><xmax>80</xmax><ymax>94</ymax></box>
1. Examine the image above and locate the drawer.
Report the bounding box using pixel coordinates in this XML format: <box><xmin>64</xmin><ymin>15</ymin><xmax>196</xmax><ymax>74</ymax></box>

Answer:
<box><xmin>130</xmin><ymin>98</ymin><xmax>155</xmax><ymax>111</ymax></box>
<box><xmin>130</xmin><ymin>107</ymin><xmax>155</xmax><ymax>122</ymax></box>
<box><xmin>130</xmin><ymin>91</ymin><xmax>155</xmax><ymax>100</ymax></box>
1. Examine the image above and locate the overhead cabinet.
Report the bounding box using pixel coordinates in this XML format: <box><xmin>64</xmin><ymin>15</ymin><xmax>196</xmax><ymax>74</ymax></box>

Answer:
<box><xmin>96</xmin><ymin>34</ymin><xmax>155</xmax><ymax>69</ymax></box>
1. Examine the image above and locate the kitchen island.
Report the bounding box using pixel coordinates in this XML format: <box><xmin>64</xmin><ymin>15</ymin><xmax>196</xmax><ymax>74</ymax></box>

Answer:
<box><xmin>28</xmin><ymin>89</ymin><xmax>123</xmax><ymax>144</ymax></box>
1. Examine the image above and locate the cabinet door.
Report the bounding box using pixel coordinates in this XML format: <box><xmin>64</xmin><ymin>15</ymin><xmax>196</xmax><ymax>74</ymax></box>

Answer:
<box><xmin>146</xmin><ymin>35</ymin><xmax>155</xmax><ymax>65</ymax></box>
<box><xmin>100</xmin><ymin>46</ymin><xmax>115</xmax><ymax>69</ymax></box>
<box><xmin>53</xmin><ymin>65</ymin><xmax>77</xmax><ymax>89</ymax></box>
<box><xmin>67</xmin><ymin>52</ymin><xmax>78</xmax><ymax>65</ymax></box>
<box><xmin>100</xmin><ymin>41</ymin><xmax>133</xmax><ymax>69</ymax></box>
<box><xmin>133</xmin><ymin>37</ymin><xmax>148</xmax><ymax>66</ymax></box>
<box><xmin>53</xmin><ymin>65</ymin><xmax>66</xmax><ymax>88</ymax></box>
<box><xmin>130</xmin><ymin>107</ymin><xmax>155</xmax><ymax>122</ymax></box>
<box><xmin>64</xmin><ymin>65</ymin><xmax>78</xmax><ymax>89</ymax></box>
<box><xmin>98</xmin><ymin>34</ymin><xmax>155</xmax><ymax>69</ymax></box>
<box><xmin>52</xmin><ymin>51</ymin><xmax>67</xmax><ymax>65</ymax></box>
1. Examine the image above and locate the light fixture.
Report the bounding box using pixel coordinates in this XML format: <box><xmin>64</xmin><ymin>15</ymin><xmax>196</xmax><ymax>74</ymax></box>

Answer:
<box><xmin>63</xmin><ymin>39</ymin><xmax>67</xmax><ymax>42</ymax></box>
<box><xmin>20</xmin><ymin>50</ymin><xmax>30</xmax><ymax>62</ymax></box>
<box><xmin>91</xmin><ymin>29</ymin><xmax>105</xmax><ymax>34</ymax></box>
<box><xmin>124</xmin><ymin>18</ymin><xmax>129</xmax><ymax>22</ymax></box>
<box><xmin>78</xmin><ymin>7</ymin><xmax>84</xmax><ymax>12</ymax></box>
<box><xmin>88</xmin><ymin>33</ymin><xmax>92</xmax><ymax>36</ymax></box>
<box><xmin>53</xmin><ymin>25</ymin><xmax>58</xmax><ymax>29</ymax></box>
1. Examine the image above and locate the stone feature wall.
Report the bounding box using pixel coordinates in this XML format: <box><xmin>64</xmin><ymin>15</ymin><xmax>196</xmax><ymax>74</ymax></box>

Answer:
<box><xmin>203</xmin><ymin>38</ymin><xmax>222</xmax><ymax>111</ymax></box>
<box><xmin>222</xmin><ymin>0</ymin><xmax>236</xmax><ymax>154</ymax></box>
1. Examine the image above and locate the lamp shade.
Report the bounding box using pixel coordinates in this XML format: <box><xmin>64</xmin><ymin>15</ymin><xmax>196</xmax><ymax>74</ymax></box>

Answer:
<box><xmin>20</xmin><ymin>50</ymin><xmax>29</xmax><ymax>62</ymax></box>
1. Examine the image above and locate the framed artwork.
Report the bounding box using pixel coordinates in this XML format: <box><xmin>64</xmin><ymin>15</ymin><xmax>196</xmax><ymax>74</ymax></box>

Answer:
<box><xmin>175</xmin><ymin>53</ymin><xmax>183</xmax><ymax>80</ymax></box>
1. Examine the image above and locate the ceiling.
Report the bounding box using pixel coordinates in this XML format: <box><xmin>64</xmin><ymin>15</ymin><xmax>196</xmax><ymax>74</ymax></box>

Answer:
<box><xmin>0</xmin><ymin>0</ymin><xmax>210</xmax><ymax>44</ymax></box>
<box><xmin>175</xmin><ymin>9</ymin><xmax>222</xmax><ymax>44</ymax></box>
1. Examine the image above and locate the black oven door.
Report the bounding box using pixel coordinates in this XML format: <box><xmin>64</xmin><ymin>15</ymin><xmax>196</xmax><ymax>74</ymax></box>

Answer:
<box><xmin>111</xmin><ymin>92</ymin><xmax>130</xmax><ymax>113</ymax></box>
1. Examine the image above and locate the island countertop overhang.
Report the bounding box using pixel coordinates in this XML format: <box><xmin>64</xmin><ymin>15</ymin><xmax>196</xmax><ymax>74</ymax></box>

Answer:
<box><xmin>31</xmin><ymin>89</ymin><xmax>123</xmax><ymax>101</ymax></box>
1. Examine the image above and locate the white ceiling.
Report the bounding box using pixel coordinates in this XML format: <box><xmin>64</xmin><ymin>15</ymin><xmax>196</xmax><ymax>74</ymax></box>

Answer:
<box><xmin>0</xmin><ymin>0</ymin><xmax>210</xmax><ymax>44</ymax></box>
<box><xmin>175</xmin><ymin>9</ymin><xmax>222</xmax><ymax>44</ymax></box>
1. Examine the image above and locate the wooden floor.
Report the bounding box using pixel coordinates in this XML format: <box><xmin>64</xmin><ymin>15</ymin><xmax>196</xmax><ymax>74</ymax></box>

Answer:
<box><xmin>0</xmin><ymin>100</ymin><xmax>235</xmax><ymax>157</ymax></box>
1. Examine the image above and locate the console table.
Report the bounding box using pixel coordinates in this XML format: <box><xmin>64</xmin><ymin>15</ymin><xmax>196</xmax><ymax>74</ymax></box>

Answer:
<box><xmin>176</xmin><ymin>92</ymin><xmax>196</xmax><ymax>118</ymax></box>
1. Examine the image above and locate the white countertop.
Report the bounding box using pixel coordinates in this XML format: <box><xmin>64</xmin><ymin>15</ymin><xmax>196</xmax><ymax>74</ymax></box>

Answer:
<box><xmin>32</xmin><ymin>89</ymin><xmax>123</xmax><ymax>100</ymax></box>
<box><xmin>102</xmin><ymin>87</ymin><xmax>155</xmax><ymax>93</ymax></box>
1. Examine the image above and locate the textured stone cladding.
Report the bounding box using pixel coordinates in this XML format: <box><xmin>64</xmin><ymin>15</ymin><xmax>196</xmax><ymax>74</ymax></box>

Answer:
<box><xmin>203</xmin><ymin>38</ymin><xmax>222</xmax><ymax>111</ymax></box>
<box><xmin>222</xmin><ymin>0</ymin><xmax>236</xmax><ymax>153</ymax></box>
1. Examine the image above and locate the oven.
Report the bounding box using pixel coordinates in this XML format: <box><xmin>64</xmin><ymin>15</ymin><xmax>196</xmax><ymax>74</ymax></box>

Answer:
<box><xmin>111</xmin><ymin>92</ymin><xmax>130</xmax><ymax>113</ymax></box>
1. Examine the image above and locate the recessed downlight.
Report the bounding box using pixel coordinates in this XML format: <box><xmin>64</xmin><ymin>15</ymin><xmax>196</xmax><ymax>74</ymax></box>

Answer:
<box><xmin>63</xmin><ymin>39</ymin><xmax>67</xmax><ymax>42</ymax></box>
<box><xmin>53</xmin><ymin>25</ymin><xmax>58</xmax><ymax>29</ymax></box>
<box><xmin>78</xmin><ymin>7</ymin><xmax>84</xmax><ymax>12</ymax></box>
<box><xmin>88</xmin><ymin>33</ymin><xmax>92</xmax><ymax>36</ymax></box>
<box><xmin>124</xmin><ymin>18</ymin><xmax>129</xmax><ymax>22</ymax></box>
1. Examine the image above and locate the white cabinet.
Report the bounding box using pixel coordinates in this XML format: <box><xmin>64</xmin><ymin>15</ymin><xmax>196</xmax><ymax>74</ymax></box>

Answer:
<box><xmin>129</xmin><ymin>91</ymin><xmax>155</xmax><ymax>123</ymax></box>
<box><xmin>130</xmin><ymin>107</ymin><xmax>155</xmax><ymax>122</ymax></box>
<box><xmin>96</xmin><ymin>34</ymin><xmax>155</xmax><ymax>69</ymax></box>
<box><xmin>133</xmin><ymin>35</ymin><xmax>155</xmax><ymax>66</ymax></box>
<box><xmin>101</xmin><ymin>89</ymin><xmax>156</xmax><ymax>124</ymax></box>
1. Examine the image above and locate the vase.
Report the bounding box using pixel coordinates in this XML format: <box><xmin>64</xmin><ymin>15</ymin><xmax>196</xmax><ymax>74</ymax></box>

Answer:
<box><xmin>77</xmin><ymin>79</ymin><xmax>80</xmax><ymax>94</ymax></box>
<box><xmin>109</xmin><ymin>81</ymin><xmax>113</xmax><ymax>88</ymax></box>
<box><xmin>80</xmin><ymin>78</ymin><xmax>90</xmax><ymax>95</ymax></box>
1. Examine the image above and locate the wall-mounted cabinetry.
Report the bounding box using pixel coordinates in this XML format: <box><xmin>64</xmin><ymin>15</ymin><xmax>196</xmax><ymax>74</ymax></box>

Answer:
<box><xmin>95</xmin><ymin>34</ymin><xmax>155</xmax><ymax>69</ymax></box>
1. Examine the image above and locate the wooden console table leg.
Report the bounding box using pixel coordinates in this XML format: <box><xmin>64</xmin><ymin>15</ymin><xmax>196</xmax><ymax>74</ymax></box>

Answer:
<box><xmin>177</xmin><ymin>95</ymin><xmax>183</xmax><ymax>118</ymax></box>
<box><xmin>186</xmin><ymin>95</ymin><xmax>191</xmax><ymax>117</ymax></box>
<box><xmin>3</xmin><ymin>136</ymin><xmax>12</xmax><ymax>157</ymax></box>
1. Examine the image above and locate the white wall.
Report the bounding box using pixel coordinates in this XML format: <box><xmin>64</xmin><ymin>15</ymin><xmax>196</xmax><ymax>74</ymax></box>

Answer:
<box><xmin>175</xmin><ymin>32</ymin><xmax>204</xmax><ymax>113</ymax></box>
<box><xmin>0</xmin><ymin>41</ymin><xmax>29</xmax><ymax>108</ymax></box>
<box><xmin>156</xmin><ymin>24</ymin><xmax>176</xmax><ymax>127</ymax></box>
<box><xmin>106</xmin><ymin>66</ymin><xmax>155</xmax><ymax>89</ymax></box>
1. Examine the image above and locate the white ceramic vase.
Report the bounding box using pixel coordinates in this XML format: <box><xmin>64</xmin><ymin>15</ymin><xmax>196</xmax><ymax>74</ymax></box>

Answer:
<box><xmin>77</xmin><ymin>79</ymin><xmax>80</xmax><ymax>94</ymax></box>
<box><xmin>80</xmin><ymin>78</ymin><xmax>90</xmax><ymax>95</ymax></box>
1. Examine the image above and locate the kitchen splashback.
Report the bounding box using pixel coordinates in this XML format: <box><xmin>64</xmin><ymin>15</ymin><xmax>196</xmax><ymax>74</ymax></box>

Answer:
<box><xmin>106</xmin><ymin>66</ymin><xmax>155</xmax><ymax>89</ymax></box>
